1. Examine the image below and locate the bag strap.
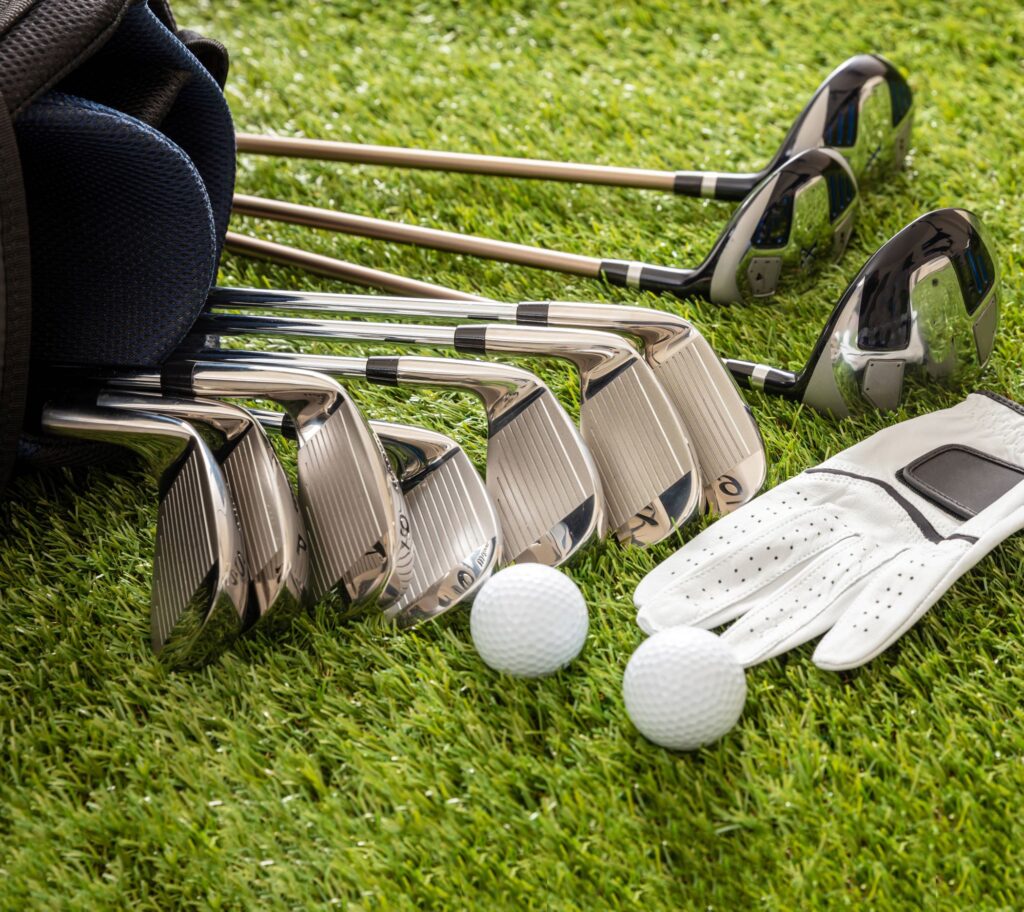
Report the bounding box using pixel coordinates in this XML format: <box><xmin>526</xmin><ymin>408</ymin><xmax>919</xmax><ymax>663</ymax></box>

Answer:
<box><xmin>0</xmin><ymin>89</ymin><xmax>32</xmax><ymax>491</ymax></box>
<box><xmin>0</xmin><ymin>0</ymin><xmax>136</xmax><ymax>118</ymax></box>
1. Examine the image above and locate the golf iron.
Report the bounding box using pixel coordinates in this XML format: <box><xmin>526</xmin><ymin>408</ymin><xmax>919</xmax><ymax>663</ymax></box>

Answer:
<box><xmin>97</xmin><ymin>391</ymin><xmax>310</xmax><ymax>631</ymax></box>
<box><xmin>40</xmin><ymin>403</ymin><xmax>248</xmax><ymax>669</ymax></box>
<box><xmin>193</xmin><ymin>317</ymin><xmax>702</xmax><ymax>546</ymax></box>
<box><xmin>208</xmin><ymin>281</ymin><xmax>766</xmax><ymax>513</ymax></box>
<box><xmin>189</xmin><ymin>350</ymin><xmax>603</xmax><ymax>566</ymax></box>
<box><xmin>256</xmin><ymin>409</ymin><xmax>501</xmax><ymax>627</ymax></box>
<box><xmin>103</xmin><ymin>359</ymin><xmax>412</xmax><ymax>611</ymax></box>
<box><xmin>232</xmin><ymin>147</ymin><xmax>858</xmax><ymax>303</ymax></box>
<box><xmin>236</xmin><ymin>54</ymin><xmax>911</xmax><ymax>198</ymax></box>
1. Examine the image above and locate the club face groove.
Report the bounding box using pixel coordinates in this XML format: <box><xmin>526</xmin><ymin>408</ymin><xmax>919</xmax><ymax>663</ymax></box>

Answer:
<box><xmin>801</xmin><ymin>208</ymin><xmax>999</xmax><ymax>416</ymax></box>
<box><xmin>374</xmin><ymin>421</ymin><xmax>500</xmax><ymax>627</ymax></box>
<box><xmin>651</xmin><ymin>333</ymin><xmax>766</xmax><ymax>513</ymax></box>
<box><xmin>707</xmin><ymin>148</ymin><xmax>858</xmax><ymax>303</ymax></box>
<box><xmin>484</xmin><ymin>385</ymin><xmax>604</xmax><ymax>564</ymax></box>
<box><xmin>98</xmin><ymin>391</ymin><xmax>310</xmax><ymax>632</ymax></box>
<box><xmin>152</xmin><ymin>445</ymin><xmax>248</xmax><ymax>667</ymax></box>
<box><xmin>779</xmin><ymin>54</ymin><xmax>915</xmax><ymax>188</ymax></box>
<box><xmin>577</xmin><ymin>356</ymin><xmax>701</xmax><ymax>546</ymax></box>
<box><xmin>40</xmin><ymin>405</ymin><xmax>247</xmax><ymax>669</ymax></box>
<box><xmin>219</xmin><ymin>425</ymin><xmax>309</xmax><ymax>629</ymax></box>
<box><xmin>296</xmin><ymin>399</ymin><xmax>403</xmax><ymax>608</ymax></box>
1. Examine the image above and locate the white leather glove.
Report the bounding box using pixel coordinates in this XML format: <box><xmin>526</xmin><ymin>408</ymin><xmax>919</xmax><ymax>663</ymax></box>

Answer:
<box><xmin>634</xmin><ymin>393</ymin><xmax>1024</xmax><ymax>670</ymax></box>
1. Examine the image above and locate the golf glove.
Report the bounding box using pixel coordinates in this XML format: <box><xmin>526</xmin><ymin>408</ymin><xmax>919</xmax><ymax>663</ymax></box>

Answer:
<box><xmin>634</xmin><ymin>392</ymin><xmax>1024</xmax><ymax>670</ymax></box>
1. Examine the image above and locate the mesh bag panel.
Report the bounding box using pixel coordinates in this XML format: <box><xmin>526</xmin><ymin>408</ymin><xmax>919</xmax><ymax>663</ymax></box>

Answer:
<box><xmin>17</xmin><ymin>92</ymin><xmax>217</xmax><ymax>365</ymax></box>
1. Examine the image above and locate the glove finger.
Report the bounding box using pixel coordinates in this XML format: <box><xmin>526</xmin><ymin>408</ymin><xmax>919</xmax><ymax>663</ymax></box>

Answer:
<box><xmin>812</xmin><ymin>540</ymin><xmax>973</xmax><ymax>671</ymax></box>
<box><xmin>636</xmin><ymin>508</ymin><xmax>854</xmax><ymax>633</ymax></box>
<box><xmin>720</xmin><ymin>539</ymin><xmax>894</xmax><ymax>666</ymax></box>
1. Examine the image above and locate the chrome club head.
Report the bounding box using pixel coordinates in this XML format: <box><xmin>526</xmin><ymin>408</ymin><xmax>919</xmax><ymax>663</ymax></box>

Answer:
<box><xmin>728</xmin><ymin>209</ymin><xmax>999</xmax><ymax>417</ymax></box>
<box><xmin>772</xmin><ymin>54</ymin><xmax>915</xmax><ymax>188</ymax></box>
<box><xmin>203</xmin><ymin>349</ymin><xmax>605</xmax><ymax>567</ymax></box>
<box><xmin>97</xmin><ymin>391</ymin><xmax>310</xmax><ymax>632</ymax></box>
<box><xmin>193</xmin><ymin>314</ymin><xmax>700</xmax><ymax>547</ymax></box>
<box><xmin>206</xmin><ymin>286</ymin><xmax>767</xmax><ymax>514</ymax></box>
<box><xmin>373</xmin><ymin>420</ymin><xmax>500</xmax><ymax>628</ymax></box>
<box><xmin>800</xmin><ymin>208</ymin><xmax>998</xmax><ymax>416</ymax></box>
<box><xmin>40</xmin><ymin>404</ymin><xmax>247</xmax><ymax>668</ymax></box>
<box><xmin>700</xmin><ymin>148</ymin><xmax>858</xmax><ymax>303</ymax></box>
<box><xmin>107</xmin><ymin>360</ymin><xmax>409</xmax><ymax>610</ymax></box>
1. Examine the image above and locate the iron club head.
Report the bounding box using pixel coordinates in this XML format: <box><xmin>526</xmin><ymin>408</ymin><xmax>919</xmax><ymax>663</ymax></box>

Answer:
<box><xmin>371</xmin><ymin>420</ymin><xmax>499</xmax><ymax>627</ymax></box>
<box><xmin>193</xmin><ymin>315</ymin><xmax>703</xmax><ymax>546</ymax></box>
<box><xmin>40</xmin><ymin>404</ymin><xmax>248</xmax><ymax>669</ymax></box>
<box><xmin>105</xmin><ymin>360</ymin><xmax>410</xmax><ymax>611</ymax></box>
<box><xmin>207</xmin><ymin>285</ymin><xmax>768</xmax><ymax>514</ymax></box>
<box><xmin>253</xmin><ymin>412</ymin><xmax>499</xmax><ymax>627</ymax></box>
<box><xmin>198</xmin><ymin>349</ymin><xmax>604</xmax><ymax>567</ymax></box>
<box><xmin>96</xmin><ymin>391</ymin><xmax>310</xmax><ymax>632</ymax></box>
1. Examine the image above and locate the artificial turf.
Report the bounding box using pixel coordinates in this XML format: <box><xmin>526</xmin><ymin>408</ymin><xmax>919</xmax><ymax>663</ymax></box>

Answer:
<box><xmin>2</xmin><ymin>0</ymin><xmax>1024</xmax><ymax>907</ymax></box>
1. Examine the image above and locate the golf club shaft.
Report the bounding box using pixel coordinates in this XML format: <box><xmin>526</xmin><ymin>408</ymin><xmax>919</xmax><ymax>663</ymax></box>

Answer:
<box><xmin>211</xmin><ymin>252</ymin><xmax>790</xmax><ymax>395</ymax></box>
<box><xmin>233</xmin><ymin>195</ymin><xmax>701</xmax><ymax>295</ymax></box>
<box><xmin>208</xmin><ymin>283</ymin><xmax>697</xmax><ymax>356</ymax></box>
<box><xmin>209</xmin><ymin>283</ymin><xmax>515</xmax><ymax>322</ymax></box>
<box><xmin>236</xmin><ymin>133</ymin><xmax>757</xmax><ymax>200</ymax></box>
<box><xmin>233</xmin><ymin>194</ymin><xmax>603</xmax><ymax>276</ymax></box>
<box><xmin>237</xmin><ymin>132</ymin><xmax>678</xmax><ymax>189</ymax></box>
<box><xmin>225</xmin><ymin>232</ymin><xmax>487</xmax><ymax>301</ymax></box>
<box><xmin>209</xmin><ymin>282</ymin><xmax>789</xmax><ymax>397</ymax></box>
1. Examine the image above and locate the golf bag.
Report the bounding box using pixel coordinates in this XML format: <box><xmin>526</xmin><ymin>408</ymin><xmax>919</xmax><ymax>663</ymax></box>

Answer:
<box><xmin>0</xmin><ymin>0</ymin><xmax>235</xmax><ymax>491</ymax></box>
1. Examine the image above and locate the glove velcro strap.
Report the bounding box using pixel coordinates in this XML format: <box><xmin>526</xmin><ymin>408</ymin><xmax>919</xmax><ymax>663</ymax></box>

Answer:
<box><xmin>804</xmin><ymin>468</ymin><xmax>979</xmax><ymax>545</ymax></box>
<box><xmin>897</xmin><ymin>445</ymin><xmax>1024</xmax><ymax>521</ymax></box>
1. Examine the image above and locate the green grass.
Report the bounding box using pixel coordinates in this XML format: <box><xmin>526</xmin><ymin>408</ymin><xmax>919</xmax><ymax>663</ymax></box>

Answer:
<box><xmin>3</xmin><ymin>0</ymin><xmax>1024</xmax><ymax>907</ymax></box>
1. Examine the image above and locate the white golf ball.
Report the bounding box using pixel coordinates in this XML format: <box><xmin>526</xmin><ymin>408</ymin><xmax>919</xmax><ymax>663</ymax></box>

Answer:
<box><xmin>470</xmin><ymin>564</ymin><xmax>588</xmax><ymax>677</ymax></box>
<box><xmin>623</xmin><ymin>627</ymin><xmax>746</xmax><ymax>751</ymax></box>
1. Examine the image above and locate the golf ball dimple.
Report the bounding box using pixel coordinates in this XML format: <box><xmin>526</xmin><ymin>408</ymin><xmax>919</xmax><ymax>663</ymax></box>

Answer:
<box><xmin>623</xmin><ymin>627</ymin><xmax>746</xmax><ymax>751</ymax></box>
<box><xmin>470</xmin><ymin>564</ymin><xmax>588</xmax><ymax>678</ymax></box>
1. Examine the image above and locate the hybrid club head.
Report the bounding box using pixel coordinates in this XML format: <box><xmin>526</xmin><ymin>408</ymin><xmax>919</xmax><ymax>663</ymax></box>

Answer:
<box><xmin>234</xmin><ymin>152</ymin><xmax>858</xmax><ymax>305</ymax></box>
<box><xmin>201</xmin><ymin>349</ymin><xmax>604</xmax><ymax>567</ymax></box>
<box><xmin>769</xmin><ymin>54</ymin><xmax>915</xmax><ymax>190</ymax></box>
<box><xmin>236</xmin><ymin>54</ymin><xmax>911</xmax><ymax>202</ymax></box>
<box><xmin>372</xmin><ymin>420</ymin><xmax>500</xmax><ymax>627</ymax></box>
<box><xmin>617</xmin><ymin>148</ymin><xmax>859</xmax><ymax>303</ymax></box>
<box><xmin>40</xmin><ymin>404</ymin><xmax>247</xmax><ymax>668</ymax></box>
<box><xmin>106</xmin><ymin>360</ymin><xmax>410</xmax><ymax>610</ymax></box>
<box><xmin>97</xmin><ymin>391</ymin><xmax>310</xmax><ymax>632</ymax></box>
<box><xmin>728</xmin><ymin>208</ymin><xmax>999</xmax><ymax>417</ymax></box>
<box><xmin>206</xmin><ymin>285</ymin><xmax>768</xmax><ymax>514</ymax></box>
<box><xmin>194</xmin><ymin>315</ymin><xmax>703</xmax><ymax>546</ymax></box>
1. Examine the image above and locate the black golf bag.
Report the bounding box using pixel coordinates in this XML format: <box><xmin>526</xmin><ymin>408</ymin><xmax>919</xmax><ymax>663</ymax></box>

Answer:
<box><xmin>0</xmin><ymin>0</ymin><xmax>235</xmax><ymax>491</ymax></box>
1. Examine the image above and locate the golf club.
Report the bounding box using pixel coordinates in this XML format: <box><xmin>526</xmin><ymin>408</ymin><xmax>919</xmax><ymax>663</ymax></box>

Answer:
<box><xmin>39</xmin><ymin>404</ymin><xmax>247</xmax><ymax>669</ymax></box>
<box><xmin>725</xmin><ymin>208</ymin><xmax>1000</xmax><ymax>416</ymax></box>
<box><xmin>236</xmin><ymin>55</ymin><xmax>912</xmax><ymax>198</ymax></box>
<box><xmin>232</xmin><ymin>147</ymin><xmax>858</xmax><ymax>303</ymax></box>
<box><xmin>104</xmin><ymin>359</ymin><xmax>410</xmax><ymax>610</ymax></box>
<box><xmin>225</xmin><ymin>232</ymin><xmax>481</xmax><ymax>300</ymax></box>
<box><xmin>208</xmin><ymin>282</ymin><xmax>766</xmax><ymax>513</ymax></box>
<box><xmin>255</xmin><ymin>410</ymin><xmax>501</xmax><ymax>627</ymax></box>
<box><xmin>191</xmin><ymin>350</ymin><xmax>603</xmax><ymax>566</ymax></box>
<box><xmin>194</xmin><ymin>316</ymin><xmax>702</xmax><ymax>546</ymax></box>
<box><xmin>97</xmin><ymin>391</ymin><xmax>310</xmax><ymax>631</ymax></box>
